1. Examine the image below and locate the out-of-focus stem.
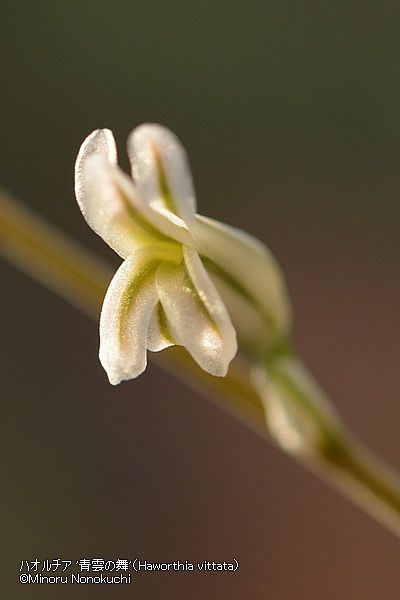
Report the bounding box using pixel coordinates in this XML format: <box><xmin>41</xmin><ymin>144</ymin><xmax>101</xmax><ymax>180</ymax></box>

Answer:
<box><xmin>259</xmin><ymin>356</ymin><xmax>400</xmax><ymax>537</ymax></box>
<box><xmin>1</xmin><ymin>187</ymin><xmax>400</xmax><ymax>538</ymax></box>
<box><xmin>0</xmin><ymin>188</ymin><xmax>111</xmax><ymax>317</ymax></box>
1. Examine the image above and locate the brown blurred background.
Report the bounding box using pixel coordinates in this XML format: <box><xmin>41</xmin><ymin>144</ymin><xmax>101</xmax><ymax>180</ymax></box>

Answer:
<box><xmin>1</xmin><ymin>2</ymin><xmax>400</xmax><ymax>598</ymax></box>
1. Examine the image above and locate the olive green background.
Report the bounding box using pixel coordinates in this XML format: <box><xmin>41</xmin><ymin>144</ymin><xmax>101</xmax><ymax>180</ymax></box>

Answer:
<box><xmin>1</xmin><ymin>2</ymin><xmax>400</xmax><ymax>598</ymax></box>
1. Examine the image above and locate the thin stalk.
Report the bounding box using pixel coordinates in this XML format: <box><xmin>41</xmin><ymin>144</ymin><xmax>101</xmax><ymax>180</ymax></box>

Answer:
<box><xmin>261</xmin><ymin>356</ymin><xmax>400</xmax><ymax>537</ymax></box>
<box><xmin>315</xmin><ymin>438</ymin><xmax>400</xmax><ymax>538</ymax></box>
<box><xmin>0</xmin><ymin>188</ymin><xmax>111</xmax><ymax>317</ymax></box>
<box><xmin>1</xmin><ymin>187</ymin><xmax>400</xmax><ymax>537</ymax></box>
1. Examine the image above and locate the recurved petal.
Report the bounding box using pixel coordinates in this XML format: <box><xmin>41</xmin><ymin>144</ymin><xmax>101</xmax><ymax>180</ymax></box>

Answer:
<box><xmin>76</xmin><ymin>132</ymin><xmax>174</xmax><ymax>257</ymax></box>
<box><xmin>75</xmin><ymin>128</ymin><xmax>116</xmax><ymax>222</ymax></box>
<box><xmin>75</xmin><ymin>128</ymin><xmax>117</xmax><ymax>173</ymax></box>
<box><xmin>126</xmin><ymin>124</ymin><xmax>196</xmax><ymax>245</ymax></box>
<box><xmin>191</xmin><ymin>215</ymin><xmax>292</xmax><ymax>341</ymax></box>
<box><xmin>155</xmin><ymin>247</ymin><xmax>237</xmax><ymax>376</ymax></box>
<box><xmin>99</xmin><ymin>251</ymin><xmax>162</xmax><ymax>384</ymax></box>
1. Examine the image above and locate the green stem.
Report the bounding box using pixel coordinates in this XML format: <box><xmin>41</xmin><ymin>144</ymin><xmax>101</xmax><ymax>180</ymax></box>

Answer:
<box><xmin>320</xmin><ymin>438</ymin><xmax>400</xmax><ymax>538</ymax></box>
<box><xmin>1</xmin><ymin>187</ymin><xmax>400</xmax><ymax>537</ymax></box>
<box><xmin>0</xmin><ymin>188</ymin><xmax>111</xmax><ymax>317</ymax></box>
<box><xmin>261</xmin><ymin>356</ymin><xmax>400</xmax><ymax>537</ymax></box>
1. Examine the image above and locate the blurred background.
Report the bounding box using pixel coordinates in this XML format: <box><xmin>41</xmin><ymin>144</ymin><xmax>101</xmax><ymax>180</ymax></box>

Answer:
<box><xmin>1</xmin><ymin>2</ymin><xmax>400</xmax><ymax>598</ymax></box>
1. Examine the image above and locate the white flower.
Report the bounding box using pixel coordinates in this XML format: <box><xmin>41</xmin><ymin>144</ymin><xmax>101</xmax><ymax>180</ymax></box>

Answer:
<box><xmin>75</xmin><ymin>124</ymin><xmax>290</xmax><ymax>385</ymax></box>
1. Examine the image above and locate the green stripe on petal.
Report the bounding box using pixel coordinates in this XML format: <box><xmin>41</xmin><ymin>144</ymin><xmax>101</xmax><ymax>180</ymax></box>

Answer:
<box><xmin>152</xmin><ymin>146</ymin><xmax>178</xmax><ymax>216</ymax></box>
<box><xmin>147</xmin><ymin>302</ymin><xmax>175</xmax><ymax>351</ymax></box>
<box><xmin>191</xmin><ymin>214</ymin><xmax>292</xmax><ymax>348</ymax></box>
<box><xmin>117</xmin><ymin>259</ymin><xmax>161</xmax><ymax>345</ymax></box>
<box><xmin>99</xmin><ymin>246</ymin><xmax>181</xmax><ymax>385</ymax></box>
<box><xmin>79</xmin><ymin>155</ymin><xmax>179</xmax><ymax>258</ymax></box>
<box><xmin>155</xmin><ymin>247</ymin><xmax>237</xmax><ymax>377</ymax></box>
<box><xmin>200</xmin><ymin>255</ymin><xmax>275</xmax><ymax>332</ymax></box>
<box><xmin>112</xmin><ymin>176</ymin><xmax>175</xmax><ymax>245</ymax></box>
<box><xmin>126</xmin><ymin>124</ymin><xmax>197</xmax><ymax>246</ymax></box>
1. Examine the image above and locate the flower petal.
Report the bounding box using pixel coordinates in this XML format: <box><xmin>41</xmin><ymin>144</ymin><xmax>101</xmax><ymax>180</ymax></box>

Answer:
<box><xmin>75</xmin><ymin>129</ymin><xmax>171</xmax><ymax>258</ymax></box>
<box><xmin>76</xmin><ymin>128</ymin><xmax>117</xmax><ymax>172</ymax></box>
<box><xmin>155</xmin><ymin>247</ymin><xmax>237</xmax><ymax>376</ymax></box>
<box><xmin>146</xmin><ymin>303</ymin><xmax>175</xmax><ymax>352</ymax></box>
<box><xmin>126</xmin><ymin>124</ymin><xmax>196</xmax><ymax>245</ymax></box>
<box><xmin>203</xmin><ymin>273</ymin><xmax>267</xmax><ymax>354</ymax></box>
<box><xmin>99</xmin><ymin>250</ymin><xmax>162</xmax><ymax>384</ymax></box>
<box><xmin>191</xmin><ymin>215</ymin><xmax>291</xmax><ymax>343</ymax></box>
